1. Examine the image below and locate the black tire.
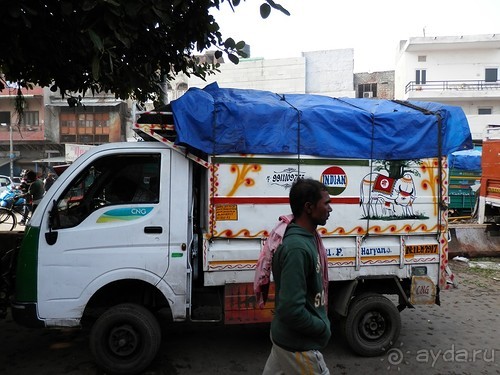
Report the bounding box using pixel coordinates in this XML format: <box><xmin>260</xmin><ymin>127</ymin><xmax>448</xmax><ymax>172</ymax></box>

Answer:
<box><xmin>89</xmin><ymin>303</ymin><xmax>161</xmax><ymax>375</ymax></box>
<box><xmin>344</xmin><ymin>293</ymin><xmax>401</xmax><ymax>357</ymax></box>
<box><xmin>0</xmin><ymin>208</ymin><xmax>17</xmax><ymax>231</ymax></box>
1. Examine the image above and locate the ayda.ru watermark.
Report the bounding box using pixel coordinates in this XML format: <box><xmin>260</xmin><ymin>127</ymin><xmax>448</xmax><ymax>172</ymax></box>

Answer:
<box><xmin>383</xmin><ymin>344</ymin><xmax>496</xmax><ymax>370</ymax></box>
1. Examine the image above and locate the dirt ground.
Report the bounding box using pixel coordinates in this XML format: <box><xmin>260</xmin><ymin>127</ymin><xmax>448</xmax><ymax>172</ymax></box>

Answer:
<box><xmin>449</xmin><ymin>257</ymin><xmax>500</xmax><ymax>290</ymax></box>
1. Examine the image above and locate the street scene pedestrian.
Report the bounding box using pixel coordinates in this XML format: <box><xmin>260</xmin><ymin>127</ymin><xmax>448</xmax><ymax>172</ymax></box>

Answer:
<box><xmin>43</xmin><ymin>173</ymin><xmax>56</xmax><ymax>193</ymax></box>
<box><xmin>19</xmin><ymin>170</ymin><xmax>44</xmax><ymax>225</ymax></box>
<box><xmin>263</xmin><ymin>178</ymin><xmax>332</xmax><ymax>375</ymax></box>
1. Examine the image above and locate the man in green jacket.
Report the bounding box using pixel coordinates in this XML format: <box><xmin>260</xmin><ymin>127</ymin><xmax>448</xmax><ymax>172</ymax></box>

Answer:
<box><xmin>263</xmin><ymin>178</ymin><xmax>332</xmax><ymax>375</ymax></box>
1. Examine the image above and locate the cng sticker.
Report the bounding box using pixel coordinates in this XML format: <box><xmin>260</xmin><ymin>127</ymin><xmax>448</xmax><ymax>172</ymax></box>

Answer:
<box><xmin>321</xmin><ymin>166</ymin><xmax>347</xmax><ymax>195</ymax></box>
<box><xmin>97</xmin><ymin>207</ymin><xmax>153</xmax><ymax>223</ymax></box>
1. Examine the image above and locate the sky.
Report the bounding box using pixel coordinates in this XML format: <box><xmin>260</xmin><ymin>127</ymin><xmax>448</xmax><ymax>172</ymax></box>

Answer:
<box><xmin>212</xmin><ymin>0</ymin><xmax>500</xmax><ymax>73</ymax></box>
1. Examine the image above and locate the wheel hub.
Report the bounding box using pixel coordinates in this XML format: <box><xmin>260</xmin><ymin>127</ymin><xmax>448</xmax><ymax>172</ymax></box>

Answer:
<box><xmin>360</xmin><ymin>311</ymin><xmax>386</xmax><ymax>340</ymax></box>
<box><xmin>108</xmin><ymin>324</ymin><xmax>139</xmax><ymax>357</ymax></box>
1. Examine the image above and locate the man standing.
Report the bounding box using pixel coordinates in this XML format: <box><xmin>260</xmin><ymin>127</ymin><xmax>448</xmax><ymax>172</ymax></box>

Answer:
<box><xmin>20</xmin><ymin>170</ymin><xmax>44</xmax><ymax>225</ymax></box>
<box><xmin>263</xmin><ymin>178</ymin><xmax>332</xmax><ymax>375</ymax></box>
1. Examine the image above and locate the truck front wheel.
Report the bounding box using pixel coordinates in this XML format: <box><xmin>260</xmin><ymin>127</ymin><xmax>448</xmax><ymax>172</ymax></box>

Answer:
<box><xmin>90</xmin><ymin>303</ymin><xmax>161</xmax><ymax>375</ymax></box>
<box><xmin>344</xmin><ymin>293</ymin><xmax>401</xmax><ymax>357</ymax></box>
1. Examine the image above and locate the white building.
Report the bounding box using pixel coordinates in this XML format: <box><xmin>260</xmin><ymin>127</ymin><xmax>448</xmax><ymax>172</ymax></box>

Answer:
<box><xmin>395</xmin><ymin>34</ymin><xmax>500</xmax><ymax>141</ymax></box>
<box><xmin>188</xmin><ymin>49</ymin><xmax>355</xmax><ymax>98</ymax></box>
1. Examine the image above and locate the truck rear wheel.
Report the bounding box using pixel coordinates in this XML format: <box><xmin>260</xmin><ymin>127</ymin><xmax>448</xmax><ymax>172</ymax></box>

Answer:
<box><xmin>344</xmin><ymin>293</ymin><xmax>401</xmax><ymax>357</ymax></box>
<box><xmin>89</xmin><ymin>303</ymin><xmax>161</xmax><ymax>375</ymax></box>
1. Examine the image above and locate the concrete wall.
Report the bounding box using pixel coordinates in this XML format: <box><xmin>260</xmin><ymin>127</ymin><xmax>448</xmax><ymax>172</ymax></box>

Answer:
<box><xmin>188</xmin><ymin>57</ymin><xmax>306</xmax><ymax>94</ymax></box>
<box><xmin>188</xmin><ymin>49</ymin><xmax>355</xmax><ymax>97</ymax></box>
<box><xmin>302</xmin><ymin>49</ymin><xmax>355</xmax><ymax>97</ymax></box>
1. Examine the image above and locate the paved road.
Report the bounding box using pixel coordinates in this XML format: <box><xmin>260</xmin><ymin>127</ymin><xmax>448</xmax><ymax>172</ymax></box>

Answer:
<box><xmin>0</xmin><ymin>260</ymin><xmax>499</xmax><ymax>375</ymax></box>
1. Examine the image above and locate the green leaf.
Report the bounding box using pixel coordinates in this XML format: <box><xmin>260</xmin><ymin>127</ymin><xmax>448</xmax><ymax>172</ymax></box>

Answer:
<box><xmin>92</xmin><ymin>56</ymin><xmax>100</xmax><ymax>80</ymax></box>
<box><xmin>88</xmin><ymin>30</ymin><xmax>104</xmax><ymax>52</ymax></box>
<box><xmin>224</xmin><ymin>37</ymin><xmax>236</xmax><ymax>49</ymax></box>
<box><xmin>103</xmin><ymin>0</ymin><xmax>120</xmax><ymax>7</ymax></box>
<box><xmin>82</xmin><ymin>0</ymin><xmax>98</xmax><ymax>12</ymax></box>
<box><xmin>260</xmin><ymin>3</ymin><xmax>271</xmax><ymax>19</ymax></box>
<box><xmin>214</xmin><ymin>50</ymin><xmax>223</xmax><ymax>59</ymax></box>
<box><xmin>265</xmin><ymin>0</ymin><xmax>290</xmax><ymax>16</ymax></box>
<box><xmin>235</xmin><ymin>40</ymin><xmax>246</xmax><ymax>50</ymax></box>
<box><xmin>227</xmin><ymin>53</ymin><xmax>239</xmax><ymax>64</ymax></box>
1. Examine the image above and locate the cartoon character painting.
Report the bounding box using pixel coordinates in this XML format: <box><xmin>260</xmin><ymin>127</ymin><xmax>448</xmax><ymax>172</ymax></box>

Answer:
<box><xmin>360</xmin><ymin>172</ymin><xmax>416</xmax><ymax>218</ymax></box>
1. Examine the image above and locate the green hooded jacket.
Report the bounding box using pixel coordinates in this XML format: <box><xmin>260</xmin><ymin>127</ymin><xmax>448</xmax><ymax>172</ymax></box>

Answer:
<box><xmin>270</xmin><ymin>223</ymin><xmax>331</xmax><ymax>352</ymax></box>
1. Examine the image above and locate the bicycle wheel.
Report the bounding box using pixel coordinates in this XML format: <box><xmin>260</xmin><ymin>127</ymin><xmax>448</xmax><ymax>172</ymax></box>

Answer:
<box><xmin>0</xmin><ymin>208</ymin><xmax>17</xmax><ymax>231</ymax></box>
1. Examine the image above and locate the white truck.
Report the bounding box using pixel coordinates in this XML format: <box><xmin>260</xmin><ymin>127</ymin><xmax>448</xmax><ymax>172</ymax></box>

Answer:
<box><xmin>7</xmin><ymin>84</ymin><xmax>472</xmax><ymax>374</ymax></box>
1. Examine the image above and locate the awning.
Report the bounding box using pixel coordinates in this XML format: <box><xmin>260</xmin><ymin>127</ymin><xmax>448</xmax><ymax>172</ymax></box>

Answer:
<box><xmin>0</xmin><ymin>158</ymin><xmax>11</xmax><ymax>167</ymax></box>
<box><xmin>32</xmin><ymin>156</ymin><xmax>67</xmax><ymax>163</ymax></box>
<box><xmin>47</xmin><ymin>101</ymin><xmax>123</xmax><ymax>107</ymax></box>
<box><xmin>0</xmin><ymin>157</ymin><xmax>20</xmax><ymax>167</ymax></box>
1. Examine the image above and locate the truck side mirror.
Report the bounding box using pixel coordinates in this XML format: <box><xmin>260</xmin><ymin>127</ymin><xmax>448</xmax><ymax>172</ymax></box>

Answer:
<box><xmin>45</xmin><ymin>200</ymin><xmax>59</xmax><ymax>245</ymax></box>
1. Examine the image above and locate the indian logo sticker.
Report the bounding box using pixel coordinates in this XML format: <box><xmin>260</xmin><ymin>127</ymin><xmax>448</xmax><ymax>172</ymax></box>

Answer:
<box><xmin>321</xmin><ymin>166</ymin><xmax>347</xmax><ymax>195</ymax></box>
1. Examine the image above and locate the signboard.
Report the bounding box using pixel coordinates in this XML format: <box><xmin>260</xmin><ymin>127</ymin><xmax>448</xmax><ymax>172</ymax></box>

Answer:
<box><xmin>65</xmin><ymin>143</ymin><xmax>95</xmax><ymax>162</ymax></box>
<box><xmin>215</xmin><ymin>204</ymin><xmax>238</xmax><ymax>221</ymax></box>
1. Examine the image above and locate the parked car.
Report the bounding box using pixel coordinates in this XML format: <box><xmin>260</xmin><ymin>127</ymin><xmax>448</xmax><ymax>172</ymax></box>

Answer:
<box><xmin>0</xmin><ymin>175</ymin><xmax>13</xmax><ymax>194</ymax></box>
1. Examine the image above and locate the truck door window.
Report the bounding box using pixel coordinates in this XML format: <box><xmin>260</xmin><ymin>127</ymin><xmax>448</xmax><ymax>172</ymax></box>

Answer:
<box><xmin>53</xmin><ymin>153</ymin><xmax>160</xmax><ymax>229</ymax></box>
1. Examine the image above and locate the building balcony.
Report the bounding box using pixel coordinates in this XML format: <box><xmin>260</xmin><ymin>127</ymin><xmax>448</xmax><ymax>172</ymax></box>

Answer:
<box><xmin>404</xmin><ymin>80</ymin><xmax>500</xmax><ymax>101</ymax></box>
<box><xmin>0</xmin><ymin>86</ymin><xmax>44</xmax><ymax>97</ymax></box>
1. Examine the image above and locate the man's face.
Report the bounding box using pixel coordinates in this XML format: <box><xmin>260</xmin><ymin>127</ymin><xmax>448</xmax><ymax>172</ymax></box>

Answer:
<box><xmin>309</xmin><ymin>190</ymin><xmax>332</xmax><ymax>226</ymax></box>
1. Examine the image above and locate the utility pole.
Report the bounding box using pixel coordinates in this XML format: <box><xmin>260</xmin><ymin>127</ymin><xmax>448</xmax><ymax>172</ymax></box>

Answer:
<box><xmin>9</xmin><ymin>123</ymin><xmax>13</xmax><ymax>179</ymax></box>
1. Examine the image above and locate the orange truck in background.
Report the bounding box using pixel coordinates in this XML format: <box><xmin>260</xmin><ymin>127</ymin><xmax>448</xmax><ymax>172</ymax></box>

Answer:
<box><xmin>478</xmin><ymin>125</ymin><xmax>500</xmax><ymax>224</ymax></box>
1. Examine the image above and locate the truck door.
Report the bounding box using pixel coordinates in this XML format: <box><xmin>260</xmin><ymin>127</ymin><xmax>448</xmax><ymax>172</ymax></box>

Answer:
<box><xmin>36</xmin><ymin>150</ymin><xmax>174</xmax><ymax>320</ymax></box>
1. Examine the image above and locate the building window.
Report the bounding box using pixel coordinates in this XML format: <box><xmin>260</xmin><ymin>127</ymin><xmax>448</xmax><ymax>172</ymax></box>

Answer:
<box><xmin>416</xmin><ymin>69</ymin><xmax>427</xmax><ymax>84</ymax></box>
<box><xmin>418</xmin><ymin>55</ymin><xmax>427</xmax><ymax>62</ymax></box>
<box><xmin>22</xmin><ymin>111</ymin><xmax>40</xmax><ymax>131</ymax></box>
<box><xmin>485</xmin><ymin>68</ymin><xmax>498</xmax><ymax>82</ymax></box>
<box><xmin>357</xmin><ymin>83</ymin><xmax>377</xmax><ymax>98</ymax></box>
<box><xmin>478</xmin><ymin>108</ymin><xmax>492</xmax><ymax>115</ymax></box>
<box><xmin>60</xmin><ymin>111</ymin><xmax>110</xmax><ymax>144</ymax></box>
<box><xmin>0</xmin><ymin>112</ymin><xmax>10</xmax><ymax>126</ymax></box>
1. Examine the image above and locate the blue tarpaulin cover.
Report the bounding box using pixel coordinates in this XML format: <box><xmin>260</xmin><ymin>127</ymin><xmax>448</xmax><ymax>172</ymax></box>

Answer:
<box><xmin>448</xmin><ymin>149</ymin><xmax>482</xmax><ymax>171</ymax></box>
<box><xmin>171</xmin><ymin>83</ymin><xmax>473</xmax><ymax>160</ymax></box>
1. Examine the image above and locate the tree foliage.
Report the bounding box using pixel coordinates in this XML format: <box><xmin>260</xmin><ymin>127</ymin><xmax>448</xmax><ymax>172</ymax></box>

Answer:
<box><xmin>0</xmin><ymin>0</ymin><xmax>288</xmax><ymax>103</ymax></box>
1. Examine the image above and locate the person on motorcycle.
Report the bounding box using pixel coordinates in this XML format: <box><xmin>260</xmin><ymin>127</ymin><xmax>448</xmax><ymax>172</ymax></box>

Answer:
<box><xmin>20</xmin><ymin>170</ymin><xmax>44</xmax><ymax>225</ymax></box>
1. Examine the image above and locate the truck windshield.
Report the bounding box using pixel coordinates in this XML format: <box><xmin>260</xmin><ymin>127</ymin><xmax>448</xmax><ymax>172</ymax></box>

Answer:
<box><xmin>52</xmin><ymin>153</ymin><xmax>160</xmax><ymax>229</ymax></box>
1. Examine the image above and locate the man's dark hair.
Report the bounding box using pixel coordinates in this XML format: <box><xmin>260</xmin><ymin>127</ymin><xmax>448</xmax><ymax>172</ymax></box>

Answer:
<box><xmin>26</xmin><ymin>170</ymin><xmax>37</xmax><ymax>182</ymax></box>
<box><xmin>289</xmin><ymin>178</ymin><xmax>328</xmax><ymax>217</ymax></box>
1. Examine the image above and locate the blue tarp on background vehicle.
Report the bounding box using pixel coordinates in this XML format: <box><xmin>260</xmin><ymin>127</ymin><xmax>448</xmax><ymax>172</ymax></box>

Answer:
<box><xmin>448</xmin><ymin>149</ymin><xmax>482</xmax><ymax>171</ymax></box>
<box><xmin>171</xmin><ymin>82</ymin><xmax>473</xmax><ymax>160</ymax></box>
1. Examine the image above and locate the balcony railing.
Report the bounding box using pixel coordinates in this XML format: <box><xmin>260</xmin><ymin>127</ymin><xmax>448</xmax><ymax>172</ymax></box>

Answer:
<box><xmin>405</xmin><ymin>80</ymin><xmax>500</xmax><ymax>93</ymax></box>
